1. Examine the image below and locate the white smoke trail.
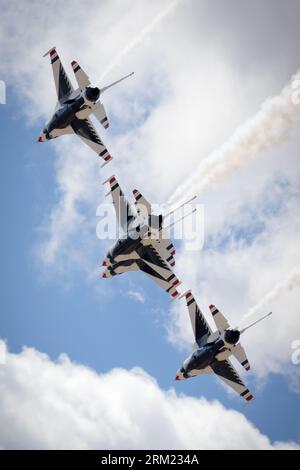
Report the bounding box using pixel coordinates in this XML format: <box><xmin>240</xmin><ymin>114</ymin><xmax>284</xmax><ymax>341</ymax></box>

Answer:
<box><xmin>241</xmin><ymin>268</ymin><xmax>300</xmax><ymax>324</ymax></box>
<box><xmin>99</xmin><ymin>0</ymin><xmax>181</xmax><ymax>82</ymax></box>
<box><xmin>169</xmin><ymin>70</ymin><xmax>300</xmax><ymax>205</ymax></box>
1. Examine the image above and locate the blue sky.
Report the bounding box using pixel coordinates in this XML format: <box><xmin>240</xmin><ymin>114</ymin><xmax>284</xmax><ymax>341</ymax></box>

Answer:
<box><xmin>0</xmin><ymin>0</ymin><xmax>300</xmax><ymax>449</ymax></box>
<box><xmin>1</xmin><ymin>84</ymin><xmax>300</xmax><ymax>446</ymax></box>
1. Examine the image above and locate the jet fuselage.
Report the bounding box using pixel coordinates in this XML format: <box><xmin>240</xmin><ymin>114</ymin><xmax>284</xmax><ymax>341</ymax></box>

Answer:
<box><xmin>38</xmin><ymin>85</ymin><xmax>101</xmax><ymax>142</ymax></box>
<box><xmin>177</xmin><ymin>338</ymin><xmax>226</xmax><ymax>379</ymax></box>
<box><xmin>106</xmin><ymin>219</ymin><xmax>152</xmax><ymax>262</ymax></box>
<box><xmin>40</xmin><ymin>97</ymin><xmax>85</xmax><ymax>140</ymax></box>
<box><xmin>107</xmin><ymin>234</ymin><xmax>142</xmax><ymax>263</ymax></box>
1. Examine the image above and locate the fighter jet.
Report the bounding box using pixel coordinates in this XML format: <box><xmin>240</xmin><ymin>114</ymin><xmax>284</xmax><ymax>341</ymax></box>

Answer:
<box><xmin>38</xmin><ymin>47</ymin><xmax>134</xmax><ymax>166</ymax></box>
<box><xmin>175</xmin><ymin>291</ymin><xmax>272</xmax><ymax>402</ymax></box>
<box><xmin>101</xmin><ymin>175</ymin><xmax>196</xmax><ymax>299</ymax></box>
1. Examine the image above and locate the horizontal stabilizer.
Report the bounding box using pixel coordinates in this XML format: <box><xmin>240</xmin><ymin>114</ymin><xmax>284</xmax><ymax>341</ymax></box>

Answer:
<box><xmin>232</xmin><ymin>343</ymin><xmax>250</xmax><ymax>371</ymax></box>
<box><xmin>93</xmin><ymin>102</ymin><xmax>109</xmax><ymax>129</ymax></box>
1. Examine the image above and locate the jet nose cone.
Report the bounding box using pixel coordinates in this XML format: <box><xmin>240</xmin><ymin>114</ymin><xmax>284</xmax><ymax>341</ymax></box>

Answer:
<box><xmin>175</xmin><ymin>374</ymin><xmax>180</xmax><ymax>381</ymax></box>
<box><xmin>102</xmin><ymin>260</ymin><xmax>107</xmax><ymax>266</ymax></box>
<box><xmin>37</xmin><ymin>136</ymin><xmax>43</xmax><ymax>142</ymax></box>
<box><xmin>102</xmin><ymin>273</ymin><xmax>108</xmax><ymax>278</ymax></box>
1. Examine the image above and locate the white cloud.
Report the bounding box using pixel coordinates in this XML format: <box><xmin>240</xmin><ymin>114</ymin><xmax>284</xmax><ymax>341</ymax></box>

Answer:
<box><xmin>36</xmin><ymin>137</ymin><xmax>102</xmax><ymax>272</ymax></box>
<box><xmin>0</xmin><ymin>0</ymin><xmax>191</xmax><ymax>269</ymax></box>
<box><xmin>0</xmin><ymin>0</ymin><xmax>270</xmax><ymax>266</ymax></box>
<box><xmin>126</xmin><ymin>290</ymin><xmax>145</xmax><ymax>303</ymax></box>
<box><xmin>1</xmin><ymin>0</ymin><xmax>300</xmax><ymax>393</ymax></box>
<box><xmin>169</xmin><ymin>68</ymin><xmax>300</xmax><ymax>205</ymax></box>
<box><xmin>0</xmin><ymin>340</ymin><xmax>298</xmax><ymax>450</ymax></box>
<box><xmin>243</xmin><ymin>268</ymin><xmax>300</xmax><ymax>322</ymax></box>
<box><xmin>99</xmin><ymin>0</ymin><xmax>182</xmax><ymax>81</ymax></box>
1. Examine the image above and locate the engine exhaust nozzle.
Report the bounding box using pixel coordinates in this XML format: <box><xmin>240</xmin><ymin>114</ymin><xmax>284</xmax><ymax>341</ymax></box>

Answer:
<box><xmin>224</xmin><ymin>329</ymin><xmax>240</xmax><ymax>345</ymax></box>
<box><xmin>85</xmin><ymin>86</ymin><xmax>100</xmax><ymax>103</ymax></box>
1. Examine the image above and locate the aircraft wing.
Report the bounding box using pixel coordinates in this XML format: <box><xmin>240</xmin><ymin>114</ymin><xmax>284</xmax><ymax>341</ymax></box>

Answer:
<box><xmin>135</xmin><ymin>243</ymin><xmax>181</xmax><ymax>298</ymax></box>
<box><xmin>187</xmin><ymin>366</ymin><xmax>213</xmax><ymax>377</ymax></box>
<box><xmin>155</xmin><ymin>231</ymin><xmax>176</xmax><ymax>267</ymax></box>
<box><xmin>157</xmin><ymin>241</ymin><xmax>176</xmax><ymax>267</ymax></box>
<box><xmin>209</xmin><ymin>304</ymin><xmax>230</xmax><ymax>332</ymax></box>
<box><xmin>181</xmin><ymin>290</ymin><xmax>212</xmax><ymax>347</ymax></box>
<box><xmin>103</xmin><ymin>175</ymin><xmax>136</xmax><ymax>235</ymax></box>
<box><xmin>44</xmin><ymin>47</ymin><xmax>74</xmax><ymax>104</ymax></box>
<box><xmin>211</xmin><ymin>359</ymin><xmax>254</xmax><ymax>402</ymax></box>
<box><xmin>102</xmin><ymin>244</ymin><xmax>181</xmax><ymax>299</ymax></box>
<box><xmin>71</xmin><ymin>117</ymin><xmax>112</xmax><ymax>166</ymax></box>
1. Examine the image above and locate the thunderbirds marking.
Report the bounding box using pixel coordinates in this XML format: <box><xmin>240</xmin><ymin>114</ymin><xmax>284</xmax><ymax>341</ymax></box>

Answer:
<box><xmin>175</xmin><ymin>291</ymin><xmax>272</xmax><ymax>402</ymax></box>
<box><xmin>38</xmin><ymin>47</ymin><xmax>133</xmax><ymax>166</ymax></box>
